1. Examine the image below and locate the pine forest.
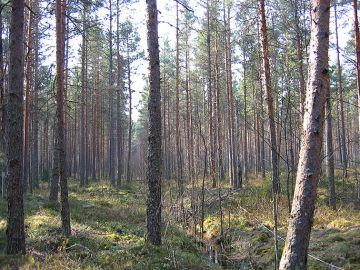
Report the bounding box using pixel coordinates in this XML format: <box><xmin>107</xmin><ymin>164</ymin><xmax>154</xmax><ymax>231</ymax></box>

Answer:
<box><xmin>0</xmin><ymin>0</ymin><xmax>359</xmax><ymax>269</ymax></box>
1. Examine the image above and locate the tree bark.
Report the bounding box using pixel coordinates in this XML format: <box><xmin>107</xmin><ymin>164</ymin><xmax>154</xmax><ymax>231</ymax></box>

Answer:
<box><xmin>6</xmin><ymin>0</ymin><xmax>26</xmax><ymax>254</ymax></box>
<box><xmin>116</xmin><ymin>0</ymin><xmax>123</xmax><ymax>186</ymax></box>
<box><xmin>126</xmin><ymin>36</ymin><xmax>132</xmax><ymax>183</ymax></box>
<box><xmin>56</xmin><ymin>0</ymin><xmax>71</xmax><ymax>236</ymax></box>
<box><xmin>175</xmin><ymin>3</ymin><xmax>183</xmax><ymax>191</ymax></box>
<box><xmin>279</xmin><ymin>0</ymin><xmax>330</xmax><ymax>268</ymax></box>
<box><xmin>146</xmin><ymin>0</ymin><xmax>162</xmax><ymax>246</ymax></box>
<box><xmin>258</xmin><ymin>0</ymin><xmax>280</xmax><ymax>266</ymax></box>
<box><xmin>32</xmin><ymin>0</ymin><xmax>40</xmax><ymax>188</ymax></box>
<box><xmin>325</xmin><ymin>88</ymin><xmax>336</xmax><ymax>210</ymax></box>
<box><xmin>243</xmin><ymin>60</ymin><xmax>248</xmax><ymax>183</ymax></box>
<box><xmin>80</xmin><ymin>1</ymin><xmax>87</xmax><ymax>187</ymax></box>
<box><xmin>224</xmin><ymin>1</ymin><xmax>238</xmax><ymax>188</ymax></box>
<box><xmin>294</xmin><ymin>0</ymin><xmax>306</xmax><ymax>118</ymax></box>
<box><xmin>108</xmin><ymin>0</ymin><xmax>115</xmax><ymax>186</ymax></box>
<box><xmin>0</xmin><ymin>4</ymin><xmax>4</xmax><ymax>195</ymax></box>
<box><xmin>207</xmin><ymin>0</ymin><xmax>215</xmax><ymax>188</ymax></box>
<box><xmin>334</xmin><ymin>0</ymin><xmax>347</xmax><ymax>178</ymax></box>
<box><xmin>214</xmin><ymin>32</ymin><xmax>224</xmax><ymax>181</ymax></box>
<box><xmin>24</xmin><ymin>0</ymin><xmax>34</xmax><ymax>193</ymax></box>
<box><xmin>50</xmin><ymin>128</ymin><xmax>59</xmax><ymax>202</ymax></box>
<box><xmin>353</xmin><ymin>0</ymin><xmax>360</xmax><ymax>178</ymax></box>
<box><xmin>259</xmin><ymin>0</ymin><xmax>279</xmax><ymax>194</ymax></box>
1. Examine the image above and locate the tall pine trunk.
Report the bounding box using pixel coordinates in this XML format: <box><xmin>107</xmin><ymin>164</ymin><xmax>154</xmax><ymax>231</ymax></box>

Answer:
<box><xmin>126</xmin><ymin>36</ymin><xmax>132</xmax><ymax>183</ymax></box>
<box><xmin>56</xmin><ymin>0</ymin><xmax>71</xmax><ymax>236</ymax></box>
<box><xmin>334</xmin><ymin>1</ymin><xmax>347</xmax><ymax>178</ymax></box>
<box><xmin>224</xmin><ymin>1</ymin><xmax>238</xmax><ymax>188</ymax></box>
<box><xmin>325</xmin><ymin>88</ymin><xmax>336</xmax><ymax>210</ymax></box>
<box><xmin>24</xmin><ymin>0</ymin><xmax>33</xmax><ymax>193</ymax></box>
<box><xmin>80</xmin><ymin>1</ymin><xmax>87</xmax><ymax>187</ymax></box>
<box><xmin>146</xmin><ymin>0</ymin><xmax>162</xmax><ymax>246</ymax></box>
<box><xmin>6</xmin><ymin>0</ymin><xmax>26</xmax><ymax>254</ymax></box>
<box><xmin>116</xmin><ymin>0</ymin><xmax>123</xmax><ymax>186</ymax></box>
<box><xmin>108</xmin><ymin>0</ymin><xmax>115</xmax><ymax>186</ymax></box>
<box><xmin>0</xmin><ymin>4</ymin><xmax>4</xmax><ymax>196</ymax></box>
<box><xmin>32</xmin><ymin>0</ymin><xmax>40</xmax><ymax>188</ymax></box>
<box><xmin>258</xmin><ymin>0</ymin><xmax>280</xmax><ymax>266</ymax></box>
<box><xmin>279</xmin><ymin>0</ymin><xmax>330</xmax><ymax>267</ymax></box>
<box><xmin>353</xmin><ymin>0</ymin><xmax>360</xmax><ymax>196</ymax></box>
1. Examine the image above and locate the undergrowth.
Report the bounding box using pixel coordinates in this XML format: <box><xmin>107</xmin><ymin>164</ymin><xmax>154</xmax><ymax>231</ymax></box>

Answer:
<box><xmin>163</xmin><ymin>169</ymin><xmax>360</xmax><ymax>269</ymax></box>
<box><xmin>0</xmin><ymin>180</ymin><xmax>219</xmax><ymax>270</ymax></box>
<box><xmin>0</xmin><ymin>169</ymin><xmax>359</xmax><ymax>269</ymax></box>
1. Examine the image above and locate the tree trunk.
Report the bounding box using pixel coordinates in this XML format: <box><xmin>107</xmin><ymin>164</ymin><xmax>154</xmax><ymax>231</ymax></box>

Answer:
<box><xmin>80</xmin><ymin>1</ymin><xmax>87</xmax><ymax>187</ymax></box>
<box><xmin>259</xmin><ymin>70</ymin><xmax>266</xmax><ymax>179</ymax></box>
<box><xmin>146</xmin><ymin>0</ymin><xmax>162</xmax><ymax>246</ymax></box>
<box><xmin>224</xmin><ymin>1</ymin><xmax>238</xmax><ymax>188</ymax></box>
<box><xmin>108</xmin><ymin>0</ymin><xmax>115</xmax><ymax>186</ymax></box>
<box><xmin>243</xmin><ymin>60</ymin><xmax>248</xmax><ymax>183</ymax></box>
<box><xmin>207</xmin><ymin>0</ymin><xmax>215</xmax><ymax>188</ymax></box>
<box><xmin>325</xmin><ymin>88</ymin><xmax>336</xmax><ymax>210</ymax></box>
<box><xmin>6</xmin><ymin>0</ymin><xmax>26</xmax><ymax>254</ymax></box>
<box><xmin>258</xmin><ymin>0</ymin><xmax>280</xmax><ymax>267</ymax></box>
<box><xmin>294</xmin><ymin>0</ymin><xmax>306</xmax><ymax>118</ymax></box>
<box><xmin>259</xmin><ymin>0</ymin><xmax>279</xmax><ymax>194</ymax></box>
<box><xmin>24</xmin><ymin>0</ymin><xmax>34</xmax><ymax>193</ymax></box>
<box><xmin>126</xmin><ymin>36</ymin><xmax>132</xmax><ymax>183</ymax></box>
<box><xmin>175</xmin><ymin>3</ymin><xmax>183</xmax><ymax>191</ymax></box>
<box><xmin>214</xmin><ymin>32</ymin><xmax>224</xmax><ymax>181</ymax></box>
<box><xmin>353</xmin><ymin>0</ymin><xmax>360</xmax><ymax>181</ymax></box>
<box><xmin>0</xmin><ymin>4</ymin><xmax>3</xmax><ymax>153</ymax></box>
<box><xmin>32</xmin><ymin>0</ymin><xmax>40</xmax><ymax>188</ymax></box>
<box><xmin>279</xmin><ymin>0</ymin><xmax>330</xmax><ymax>268</ymax></box>
<box><xmin>334</xmin><ymin>0</ymin><xmax>347</xmax><ymax>178</ymax></box>
<box><xmin>56</xmin><ymin>0</ymin><xmax>71</xmax><ymax>236</ymax></box>
<box><xmin>50</xmin><ymin>129</ymin><xmax>59</xmax><ymax>202</ymax></box>
<box><xmin>0</xmin><ymin>5</ymin><xmax>4</xmax><ymax>195</ymax></box>
<box><xmin>116</xmin><ymin>0</ymin><xmax>123</xmax><ymax>186</ymax></box>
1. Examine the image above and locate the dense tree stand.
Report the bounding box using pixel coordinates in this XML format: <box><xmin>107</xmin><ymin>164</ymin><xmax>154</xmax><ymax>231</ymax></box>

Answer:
<box><xmin>0</xmin><ymin>0</ymin><xmax>359</xmax><ymax>268</ymax></box>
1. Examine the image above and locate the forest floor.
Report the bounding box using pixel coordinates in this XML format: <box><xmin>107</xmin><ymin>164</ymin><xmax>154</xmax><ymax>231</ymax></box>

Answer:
<box><xmin>167</xmin><ymin>169</ymin><xmax>360</xmax><ymax>270</ymax></box>
<box><xmin>0</xmin><ymin>181</ymin><xmax>221</xmax><ymax>270</ymax></box>
<box><xmin>0</xmin><ymin>170</ymin><xmax>359</xmax><ymax>269</ymax></box>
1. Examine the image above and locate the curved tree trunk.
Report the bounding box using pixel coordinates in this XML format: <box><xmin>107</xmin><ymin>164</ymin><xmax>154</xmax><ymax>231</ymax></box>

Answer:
<box><xmin>279</xmin><ymin>0</ymin><xmax>330</xmax><ymax>268</ymax></box>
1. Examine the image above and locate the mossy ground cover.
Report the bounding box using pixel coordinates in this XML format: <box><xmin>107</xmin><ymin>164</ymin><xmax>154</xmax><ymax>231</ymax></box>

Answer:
<box><xmin>0</xmin><ymin>180</ymin><xmax>220</xmax><ymax>270</ymax></box>
<box><xmin>168</xmin><ymin>169</ymin><xmax>360</xmax><ymax>269</ymax></box>
<box><xmin>0</xmin><ymin>170</ymin><xmax>359</xmax><ymax>270</ymax></box>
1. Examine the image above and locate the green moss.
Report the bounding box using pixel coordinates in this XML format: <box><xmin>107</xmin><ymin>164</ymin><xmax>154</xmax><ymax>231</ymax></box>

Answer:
<box><xmin>232</xmin><ymin>216</ymin><xmax>251</xmax><ymax>229</ymax></box>
<box><xmin>253</xmin><ymin>231</ymin><xmax>270</xmax><ymax>243</ymax></box>
<box><xmin>0</xmin><ymin>255</ymin><xmax>35</xmax><ymax>269</ymax></box>
<box><xmin>328</xmin><ymin>218</ymin><xmax>353</xmax><ymax>228</ymax></box>
<box><xmin>325</xmin><ymin>233</ymin><xmax>346</xmax><ymax>242</ymax></box>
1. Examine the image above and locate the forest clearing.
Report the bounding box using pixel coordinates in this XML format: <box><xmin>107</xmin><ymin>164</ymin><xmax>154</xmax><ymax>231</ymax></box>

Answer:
<box><xmin>0</xmin><ymin>0</ymin><xmax>360</xmax><ymax>269</ymax></box>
